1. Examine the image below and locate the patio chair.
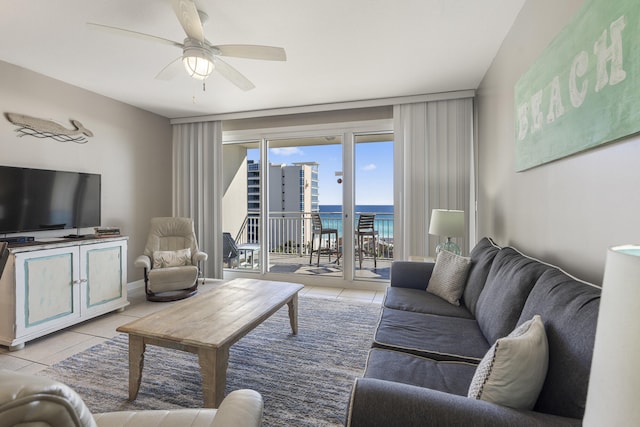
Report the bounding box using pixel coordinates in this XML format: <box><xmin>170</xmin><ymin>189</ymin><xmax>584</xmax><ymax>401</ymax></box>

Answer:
<box><xmin>224</xmin><ymin>232</ymin><xmax>261</xmax><ymax>269</ymax></box>
<box><xmin>309</xmin><ymin>212</ymin><xmax>340</xmax><ymax>266</ymax></box>
<box><xmin>355</xmin><ymin>213</ymin><xmax>377</xmax><ymax>269</ymax></box>
<box><xmin>223</xmin><ymin>232</ymin><xmax>239</xmax><ymax>268</ymax></box>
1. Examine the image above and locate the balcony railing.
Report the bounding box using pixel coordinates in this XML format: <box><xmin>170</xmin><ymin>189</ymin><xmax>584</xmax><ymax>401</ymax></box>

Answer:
<box><xmin>235</xmin><ymin>211</ymin><xmax>394</xmax><ymax>261</ymax></box>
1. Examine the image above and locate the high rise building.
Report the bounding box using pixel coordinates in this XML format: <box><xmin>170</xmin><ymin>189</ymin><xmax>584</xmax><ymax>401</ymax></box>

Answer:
<box><xmin>247</xmin><ymin>160</ymin><xmax>319</xmax><ymax>251</ymax></box>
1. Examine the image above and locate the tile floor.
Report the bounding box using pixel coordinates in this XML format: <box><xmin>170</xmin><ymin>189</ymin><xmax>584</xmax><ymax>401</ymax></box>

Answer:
<box><xmin>0</xmin><ymin>283</ymin><xmax>382</xmax><ymax>374</ymax></box>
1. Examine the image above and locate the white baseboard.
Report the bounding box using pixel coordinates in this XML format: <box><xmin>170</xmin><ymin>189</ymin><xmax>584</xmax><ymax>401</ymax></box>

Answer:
<box><xmin>127</xmin><ymin>279</ymin><xmax>145</xmax><ymax>292</ymax></box>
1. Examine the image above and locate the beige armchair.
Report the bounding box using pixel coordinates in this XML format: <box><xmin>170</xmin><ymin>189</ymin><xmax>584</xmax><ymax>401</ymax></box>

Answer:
<box><xmin>0</xmin><ymin>369</ymin><xmax>263</xmax><ymax>427</ymax></box>
<box><xmin>135</xmin><ymin>217</ymin><xmax>208</xmax><ymax>302</ymax></box>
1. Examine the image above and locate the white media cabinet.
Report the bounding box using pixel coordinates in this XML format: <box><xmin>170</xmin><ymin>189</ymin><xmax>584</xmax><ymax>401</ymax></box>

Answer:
<box><xmin>0</xmin><ymin>236</ymin><xmax>128</xmax><ymax>350</ymax></box>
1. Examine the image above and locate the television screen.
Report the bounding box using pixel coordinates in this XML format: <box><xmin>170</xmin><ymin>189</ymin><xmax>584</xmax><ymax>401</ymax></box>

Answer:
<box><xmin>0</xmin><ymin>166</ymin><xmax>101</xmax><ymax>234</ymax></box>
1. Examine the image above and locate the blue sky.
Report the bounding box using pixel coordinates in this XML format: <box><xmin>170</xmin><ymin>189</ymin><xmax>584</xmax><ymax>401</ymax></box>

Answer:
<box><xmin>248</xmin><ymin>140</ymin><xmax>393</xmax><ymax>205</ymax></box>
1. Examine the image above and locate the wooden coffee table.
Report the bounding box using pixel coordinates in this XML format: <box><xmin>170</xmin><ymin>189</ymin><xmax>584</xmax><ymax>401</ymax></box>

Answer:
<box><xmin>116</xmin><ymin>278</ymin><xmax>304</xmax><ymax>408</ymax></box>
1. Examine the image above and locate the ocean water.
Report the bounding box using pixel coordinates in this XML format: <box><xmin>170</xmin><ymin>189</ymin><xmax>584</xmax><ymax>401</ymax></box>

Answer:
<box><xmin>319</xmin><ymin>205</ymin><xmax>393</xmax><ymax>214</ymax></box>
<box><xmin>318</xmin><ymin>205</ymin><xmax>394</xmax><ymax>238</ymax></box>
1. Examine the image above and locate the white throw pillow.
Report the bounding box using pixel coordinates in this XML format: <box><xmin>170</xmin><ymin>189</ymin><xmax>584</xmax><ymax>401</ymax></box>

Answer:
<box><xmin>427</xmin><ymin>250</ymin><xmax>471</xmax><ymax>306</ymax></box>
<box><xmin>468</xmin><ymin>315</ymin><xmax>549</xmax><ymax>410</ymax></box>
<box><xmin>152</xmin><ymin>248</ymin><xmax>192</xmax><ymax>269</ymax></box>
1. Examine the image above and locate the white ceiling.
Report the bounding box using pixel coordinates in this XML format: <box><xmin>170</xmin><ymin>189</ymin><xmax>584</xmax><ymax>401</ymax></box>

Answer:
<box><xmin>0</xmin><ymin>0</ymin><xmax>525</xmax><ymax>119</ymax></box>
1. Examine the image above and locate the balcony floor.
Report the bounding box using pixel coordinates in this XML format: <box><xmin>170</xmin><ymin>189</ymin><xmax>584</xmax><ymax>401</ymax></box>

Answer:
<box><xmin>265</xmin><ymin>253</ymin><xmax>391</xmax><ymax>281</ymax></box>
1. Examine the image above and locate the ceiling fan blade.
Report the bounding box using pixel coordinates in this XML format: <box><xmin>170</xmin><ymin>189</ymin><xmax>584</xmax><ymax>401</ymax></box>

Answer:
<box><xmin>171</xmin><ymin>0</ymin><xmax>204</xmax><ymax>42</ymax></box>
<box><xmin>155</xmin><ymin>57</ymin><xmax>184</xmax><ymax>80</ymax></box>
<box><xmin>215</xmin><ymin>44</ymin><xmax>287</xmax><ymax>61</ymax></box>
<box><xmin>86</xmin><ymin>23</ymin><xmax>183</xmax><ymax>48</ymax></box>
<box><xmin>213</xmin><ymin>57</ymin><xmax>255</xmax><ymax>91</ymax></box>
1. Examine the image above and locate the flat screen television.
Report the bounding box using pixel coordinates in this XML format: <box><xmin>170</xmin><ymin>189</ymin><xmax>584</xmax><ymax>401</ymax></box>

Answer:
<box><xmin>0</xmin><ymin>165</ymin><xmax>101</xmax><ymax>235</ymax></box>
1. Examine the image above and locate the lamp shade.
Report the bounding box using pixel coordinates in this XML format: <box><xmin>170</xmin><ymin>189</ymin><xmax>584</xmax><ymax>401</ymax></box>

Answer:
<box><xmin>428</xmin><ymin>209</ymin><xmax>464</xmax><ymax>237</ymax></box>
<box><xmin>584</xmin><ymin>245</ymin><xmax>640</xmax><ymax>425</ymax></box>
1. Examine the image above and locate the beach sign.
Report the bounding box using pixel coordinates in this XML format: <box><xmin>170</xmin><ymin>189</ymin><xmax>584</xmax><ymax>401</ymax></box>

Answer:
<box><xmin>514</xmin><ymin>0</ymin><xmax>640</xmax><ymax>171</ymax></box>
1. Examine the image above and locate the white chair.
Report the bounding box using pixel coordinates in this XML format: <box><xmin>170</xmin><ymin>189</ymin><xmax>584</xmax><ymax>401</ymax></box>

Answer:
<box><xmin>135</xmin><ymin>217</ymin><xmax>208</xmax><ymax>302</ymax></box>
<box><xmin>0</xmin><ymin>369</ymin><xmax>263</xmax><ymax>427</ymax></box>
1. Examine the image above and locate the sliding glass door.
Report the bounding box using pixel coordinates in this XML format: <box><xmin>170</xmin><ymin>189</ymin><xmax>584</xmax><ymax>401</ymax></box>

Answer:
<box><xmin>222</xmin><ymin>120</ymin><xmax>393</xmax><ymax>286</ymax></box>
<box><xmin>354</xmin><ymin>134</ymin><xmax>394</xmax><ymax>280</ymax></box>
<box><xmin>265</xmin><ymin>137</ymin><xmax>343</xmax><ymax>276</ymax></box>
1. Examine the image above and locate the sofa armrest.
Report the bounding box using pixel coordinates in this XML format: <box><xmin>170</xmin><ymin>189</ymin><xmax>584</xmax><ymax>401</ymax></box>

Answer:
<box><xmin>390</xmin><ymin>261</ymin><xmax>435</xmax><ymax>290</ymax></box>
<box><xmin>134</xmin><ymin>255</ymin><xmax>151</xmax><ymax>270</ymax></box>
<box><xmin>346</xmin><ymin>378</ymin><xmax>580</xmax><ymax>427</ymax></box>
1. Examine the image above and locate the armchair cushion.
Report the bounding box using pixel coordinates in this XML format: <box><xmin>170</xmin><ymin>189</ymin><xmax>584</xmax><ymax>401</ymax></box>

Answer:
<box><xmin>148</xmin><ymin>265</ymin><xmax>199</xmax><ymax>293</ymax></box>
<box><xmin>152</xmin><ymin>248</ymin><xmax>192</xmax><ymax>269</ymax></box>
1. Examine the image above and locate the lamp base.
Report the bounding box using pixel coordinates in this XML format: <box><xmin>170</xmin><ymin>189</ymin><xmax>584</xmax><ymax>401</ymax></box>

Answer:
<box><xmin>435</xmin><ymin>239</ymin><xmax>461</xmax><ymax>256</ymax></box>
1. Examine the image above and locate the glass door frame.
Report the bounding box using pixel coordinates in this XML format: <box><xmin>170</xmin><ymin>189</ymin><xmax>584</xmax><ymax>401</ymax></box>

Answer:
<box><xmin>222</xmin><ymin>119</ymin><xmax>393</xmax><ymax>289</ymax></box>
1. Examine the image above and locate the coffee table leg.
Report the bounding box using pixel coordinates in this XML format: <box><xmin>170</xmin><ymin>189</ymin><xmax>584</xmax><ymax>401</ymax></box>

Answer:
<box><xmin>199</xmin><ymin>346</ymin><xmax>230</xmax><ymax>408</ymax></box>
<box><xmin>288</xmin><ymin>293</ymin><xmax>299</xmax><ymax>335</ymax></box>
<box><xmin>128</xmin><ymin>335</ymin><xmax>145</xmax><ymax>401</ymax></box>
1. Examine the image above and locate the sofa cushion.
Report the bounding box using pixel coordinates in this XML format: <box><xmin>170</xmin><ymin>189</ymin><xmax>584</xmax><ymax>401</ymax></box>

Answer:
<box><xmin>365</xmin><ymin>348</ymin><xmax>477</xmax><ymax>396</ymax></box>
<box><xmin>373</xmin><ymin>308</ymin><xmax>490</xmax><ymax>363</ymax></box>
<box><xmin>384</xmin><ymin>287</ymin><xmax>474</xmax><ymax>319</ymax></box>
<box><xmin>390</xmin><ymin>261</ymin><xmax>435</xmax><ymax>290</ymax></box>
<box><xmin>427</xmin><ymin>250</ymin><xmax>471</xmax><ymax>306</ymax></box>
<box><xmin>468</xmin><ymin>315</ymin><xmax>548</xmax><ymax>410</ymax></box>
<box><xmin>462</xmin><ymin>237</ymin><xmax>501</xmax><ymax>316</ymax></box>
<box><xmin>475</xmin><ymin>247</ymin><xmax>551</xmax><ymax>344</ymax></box>
<box><xmin>518</xmin><ymin>268</ymin><xmax>600</xmax><ymax>420</ymax></box>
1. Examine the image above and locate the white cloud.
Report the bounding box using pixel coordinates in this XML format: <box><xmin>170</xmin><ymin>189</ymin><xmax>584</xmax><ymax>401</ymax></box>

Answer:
<box><xmin>362</xmin><ymin>163</ymin><xmax>377</xmax><ymax>171</ymax></box>
<box><xmin>271</xmin><ymin>147</ymin><xmax>304</xmax><ymax>156</ymax></box>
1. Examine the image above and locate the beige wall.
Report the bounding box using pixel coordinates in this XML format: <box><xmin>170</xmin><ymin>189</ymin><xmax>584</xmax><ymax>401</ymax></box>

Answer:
<box><xmin>222</xmin><ymin>144</ymin><xmax>249</xmax><ymax>237</ymax></box>
<box><xmin>476</xmin><ymin>0</ymin><xmax>640</xmax><ymax>284</ymax></box>
<box><xmin>0</xmin><ymin>61</ymin><xmax>172</xmax><ymax>282</ymax></box>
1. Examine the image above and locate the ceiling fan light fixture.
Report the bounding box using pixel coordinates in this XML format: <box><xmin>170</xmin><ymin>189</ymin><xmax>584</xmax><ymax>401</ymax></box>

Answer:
<box><xmin>182</xmin><ymin>42</ymin><xmax>214</xmax><ymax>80</ymax></box>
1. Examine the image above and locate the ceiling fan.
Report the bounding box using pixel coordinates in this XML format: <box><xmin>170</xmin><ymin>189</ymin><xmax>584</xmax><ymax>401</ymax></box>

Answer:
<box><xmin>87</xmin><ymin>0</ymin><xmax>286</xmax><ymax>91</ymax></box>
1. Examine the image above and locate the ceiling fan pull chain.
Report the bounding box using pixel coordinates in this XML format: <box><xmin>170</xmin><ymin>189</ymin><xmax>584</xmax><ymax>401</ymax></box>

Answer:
<box><xmin>203</xmin><ymin>81</ymin><xmax>206</xmax><ymax>92</ymax></box>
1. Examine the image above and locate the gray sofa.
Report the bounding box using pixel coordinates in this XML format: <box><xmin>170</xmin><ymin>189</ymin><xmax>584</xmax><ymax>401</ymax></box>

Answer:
<box><xmin>346</xmin><ymin>237</ymin><xmax>601</xmax><ymax>426</ymax></box>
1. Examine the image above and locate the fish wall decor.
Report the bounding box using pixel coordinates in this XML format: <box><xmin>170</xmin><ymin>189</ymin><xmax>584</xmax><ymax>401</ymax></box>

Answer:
<box><xmin>4</xmin><ymin>112</ymin><xmax>94</xmax><ymax>144</ymax></box>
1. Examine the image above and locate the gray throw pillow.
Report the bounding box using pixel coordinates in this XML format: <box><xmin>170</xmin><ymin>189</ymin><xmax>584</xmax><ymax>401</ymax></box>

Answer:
<box><xmin>427</xmin><ymin>250</ymin><xmax>471</xmax><ymax>306</ymax></box>
<box><xmin>468</xmin><ymin>315</ymin><xmax>549</xmax><ymax>410</ymax></box>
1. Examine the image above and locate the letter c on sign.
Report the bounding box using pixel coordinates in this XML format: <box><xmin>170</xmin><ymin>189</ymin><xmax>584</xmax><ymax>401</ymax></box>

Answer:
<box><xmin>570</xmin><ymin>50</ymin><xmax>589</xmax><ymax>108</ymax></box>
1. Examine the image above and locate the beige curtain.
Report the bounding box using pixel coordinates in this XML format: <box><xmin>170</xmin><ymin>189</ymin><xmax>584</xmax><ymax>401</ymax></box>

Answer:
<box><xmin>393</xmin><ymin>98</ymin><xmax>475</xmax><ymax>258</ymax></box>
<box><xmin>172</xmin><ymin>121</ymin><xmax>223</xmax><ymax>278</ymax></box>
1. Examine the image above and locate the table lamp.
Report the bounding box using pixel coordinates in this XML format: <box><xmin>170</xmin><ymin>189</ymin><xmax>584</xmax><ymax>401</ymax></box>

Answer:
<box><xmin>584</xmin><ymin>244</ymin><xmax>640</xmax><ymax>425</ymax></box>
<box><xmin>428</xmin><ymin>209</ymin><xmax>464</xmax><ymax>255</ymax></box>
